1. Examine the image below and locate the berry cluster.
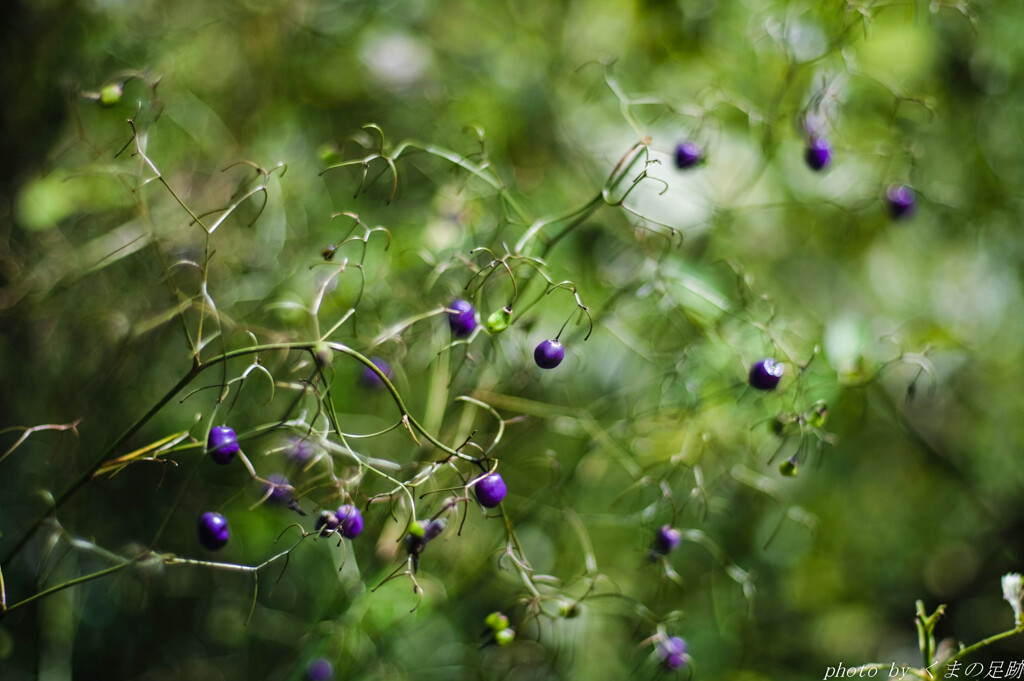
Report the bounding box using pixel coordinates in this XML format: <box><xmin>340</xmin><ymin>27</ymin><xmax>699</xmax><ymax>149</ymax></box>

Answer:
<box><xmin>316</xmin><ymin>504</ymin><xmax>364</xmax><ymax>539</ymax></box>
<box><xmin>484</xmin><ymin>611</ymin><xmax>516</xmax><ymax>646</ymax></box>
<box><xmin>656</xmin><ymin>636</ymin><xmax>690</xmax><ymax>672</ymax></box>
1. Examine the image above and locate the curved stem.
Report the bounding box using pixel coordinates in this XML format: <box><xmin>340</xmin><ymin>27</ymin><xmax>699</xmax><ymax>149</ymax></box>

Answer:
<box><xmin>3</xmin><ymin>339</ymin><xmax>473</xmax><ymax>570</ymax></box>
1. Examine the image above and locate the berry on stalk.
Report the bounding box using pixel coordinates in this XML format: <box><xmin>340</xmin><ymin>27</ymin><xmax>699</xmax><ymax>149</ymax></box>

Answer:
<box><xmin>656</xmin><ymin>636</ymin><xmax>690</xmax><ymax>671</ymax></box>
<box><xmin>885</xmin><ymin>184</ymin><xmax>916</xmax><ymax>220</ymax></box>
<box><xmin>652</xmin><ymin>524</ymin><xmax>681</xmax><ymax>555</ymax></box>
<box><xmin>674</xmin><ymin>141</ymin><xmax>704</xmax><ymax>169</ymax></box>
<box><xmin>315</xmin><ymin>510</ymin><xmax>340</xmax><ymax>536</ymax></box>
<box><xmin>198</xmin><ymin>512</ymin><xmax>230</xmax><ymax>550</ymax></box>
<box><xmin>263</xmin><ymin>474</ymin><xmax>292</xmax><ymax>504</ymax></box>
<box><xmin>534</xmin><ymin>339</ymin><xmax>564</xmax><ymax>369</ymax></box>
<box><xmin>474</xmin><ymin>473</ymin><xmax>508</xmax><ymax>508</ymax></box>
<box><xmin>336</xmin><ymin>504</ymin><xmax>364</xmax><ymax>539</ymax></box>
<box><xmin>485</xmin><ymin>307</ymin><xmax>512</xmax><ymax>334</ymax></box>
<box><xmin>748</xmin><ymin>358</ymin><xmax>784</xmax><ymax>391</ymax></box>
<box><xmin>208</xmin><ymin>426</ymin><xmax>239</xmax><ymax>465</ymax></box>
<box><xmin>448</xmin><ymin>299</ymin><xmax>478</xmax><ymax>338</ymax></box>
<box><xmin>805</xmin><ymin>137</ymin><xmax>832</xmax><ymax>171</ymax></box>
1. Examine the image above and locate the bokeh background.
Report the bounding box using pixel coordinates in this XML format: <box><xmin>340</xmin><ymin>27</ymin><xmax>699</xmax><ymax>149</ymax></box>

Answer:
<box><xmin>3</xmin><ymin>0</ymin><xmax>1024</xmax><ymax>679</ymax></box>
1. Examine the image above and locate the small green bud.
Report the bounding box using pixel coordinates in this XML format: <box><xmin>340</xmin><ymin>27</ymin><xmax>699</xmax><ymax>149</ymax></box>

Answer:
<box><xmin>314</xmin><ymin>343</ymin><xmax>332</xmax><ymax>368</ymax></box>
<box><xmin>485</xmin><ymin>611</ymin><xmax>509</xmax><ymax>632</ymax></box>
<box><xmin>558</xmin><ymin>598</ymin><xmax>580</xmax><ymax>619</ymax></box>
<box><xmin>779</xmin><ymin>457</ymin><xmax>798</xmax><ymax>477</ymax></box>
<box><xmin>485</xmin><ymin>307</ymin><xmax>512</xmax><ymax>334</ymax></box>
<box><xmin>99</xmin><ymin>83</ymin><xmax>123</xmax><ymax>107</ymax></box>
<box><xmin>770</xmin><ymin>416</ymin><xmax>787</xmax><ymax>437</ymax></box>
<box><xmin>494</xmin><ymin>627</ymin><xmax>515</xmax><ymax>646</ymax></box>
<box><xmin>408</xmin><ymin>520</ymin><xmax>425</xmax><ymax>537</ymax></box>
<box><xmin>808</xmin><ymin>401</ymin><xmax>829</xmax><ymax>428</ymax></box>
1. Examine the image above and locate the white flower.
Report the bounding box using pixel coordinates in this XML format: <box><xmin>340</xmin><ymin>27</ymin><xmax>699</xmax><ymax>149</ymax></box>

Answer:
<box><xmin>1001</xmin><ymin>573</ymin><xmax>1024</xmax><ymax>626</ymax></box>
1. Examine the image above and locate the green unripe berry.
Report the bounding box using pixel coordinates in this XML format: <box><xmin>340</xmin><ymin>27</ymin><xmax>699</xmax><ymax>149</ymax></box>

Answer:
<box><xmin>808</xmin><ymin>401</ymin><xmax>829</xmax><ymax>428</ymax></box>
<box><xmin>485</xmin><ymin>307</ymin><xmax>512</xmax><ymax>334</ymax></box>
<box><xmin>407</xmin><ymin>520</ymin><xmax>425</xmax><ymax>538</ymax></box>
<box><xmin>494</xmin><ymin>628</ymin><xmax>516</xmax><ymax>646</ymax></box>
<box><xmin>779</xmin><ymin>457</ymin><xmax>798</xmax><ymax>477</ymax></box>
<box><xmin>99</xmin><ymin>83</ymin><xmax>123</xmax><ymax>107</ymax></box>
<box><xmin>485</xmin><ymin>612</ymin><xmax>510</xmax><ymax>632</ymax></box>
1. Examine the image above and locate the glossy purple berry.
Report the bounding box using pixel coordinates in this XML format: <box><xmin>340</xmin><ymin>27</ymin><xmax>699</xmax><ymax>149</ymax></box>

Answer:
<box><xmin>207</xmin><ymin>425</ymin><xmax>239</xmax><ymax>465</ymax></box>
<box><xmin>674</xmin><ymin>141</ymin><xmax>703</xmax><ymax>169</ymax></box>
<box><xmin>359</xmin><ymin>357</ymin><xmax>393</xmax><ymax>390</ymax></box>
<box><xmin>198</xmin><ymin>512</ymin><xmax>230</xmax><ymax>551</ymax></box>
<box><xmin>534</xmin><ymin>339</ymin><xmax>564</xmax><ymax>370</ymax></box>
<box><xmin>885</xmin><ymin>184</ymin><xmax>916</xmax><ymax>220</ymax></box>
<box><xmin>805</xmin><ymin>137</ymin><xmax>832</xmax><ymax>171</ymax></box>
<box><xmin>748</xmin><ymin>358</ymin><xmax>785</xmax><ymax>391</ymax></box>
<box><xmin>475</xmin><ymin>473</ymin><xmax>508</xmax><ymax>508</ymax></box>
<box><xmin>306</xmin><ymin>658</ymin><xmax>334</xmax><ymax>681</ymax></box>
<box><xmin>264</xmin><ymin>474</ymin><xmax>292</xmax><ymax>504</ymax></box>
<box><xmin>653</xmin><ymin>524</ymin><xmax>681</xmax><ymax>555</ymax></box>
<box><xmin>656</xmin><ymin>636</ymin><xmax>690</xmax><ymax>671</ymax></box>
<box><xmin>336</xmin><ymin>504</ymin><xmax>364</xmax><ymax>539</ymax></box>
<box><xmin>448</xmin><ymin>299</ymin><xmax>478</xmax><ymax>338</ymax></box>
<box><xmin>315</xmin><ymin>510</ymin><xmax>340</xmax><ymax>536</ymax></box>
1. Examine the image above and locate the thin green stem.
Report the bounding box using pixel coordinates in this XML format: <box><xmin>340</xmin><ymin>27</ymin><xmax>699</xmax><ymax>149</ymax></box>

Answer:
<box><xmin>2</xmin><ymin>559</ymin><xmax>136</xmax><ymax>616</ymax></box>
<box><xmin>2</xmin><ymin>338</ymin><xmax>473</xmax><ymax>571</ymax></box>
<box><xmin>514</xmin><ymin>192</ymin><xmax>603</xmax><ymax>255</ymax></box>
<box><xmin>939</xmin><ymin>624</ymin><xmax>1024</xmax><ymax>673</ymax></box>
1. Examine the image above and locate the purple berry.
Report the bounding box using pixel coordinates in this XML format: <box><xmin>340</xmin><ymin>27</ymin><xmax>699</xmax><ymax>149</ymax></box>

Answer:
<box><xmin>474</xmin><ymin>473</ymin><xmax>508</xmax><ymax>508</ymax></box>
<box><xmin>404</xmin><ymin>518</ymin><xmax>447</xmax><ymax>555</ymax></box>
<box><xmin>656</xmin><ymin>636</ymin><xmax>689</xmax><ymax>671</ymax></box>
<box><xmin>448</xmin><ymin>299</ymin><xmax>478</xmax><ymax>338</ymax></box>
<box><xmin>653</xmin><ymin>524</ymin><xmax>681</xmax><ymax>555</ymax></box>
<box><xmin>306</xmin><ymin>658</ymin><xmax>334</xmax><ymax>681</ymax></box>
<box><xmin>422</xmin><ymin>518</ymin><xmax>446</xmax><ymax>541</ymax></box>
<box><xmin>336</xmin><ymin>504</ymin><xmax>364</xmax><ymax>539</ymax></box>
<box><xmin>534</xmin><ymin>339</ymin><xmax>564</xmax><ymax>370</ymax></box>
<box><xmin>359</xmin><ymin>357</ymin><xmax>393</xmax><ymax>390</ymax></box>
<box><xmin>264</xmin><ymin>474</ymin><xmax>292</xmax><ymax>504</ymax></box>
<box><xmin>674</xmin><ymin>141</ymin><xmax>703</xmax><ymax>169</ymax></box>
<box><xmin>805</xmin><ymin>137</ymin><xmax>832</xmax><ymax>171</ymax></box>
<box><xmin>286</xmin><ymin>437</ymin><xmax>315</xmax><ymax>464</ymax></box>
<box><xmin>315</xmin><ymin>510</ymin><xmax>340</xmax><ymax>536</ymax></box>
<box><xmin>198</xmin><ymin>512</ymin><xmax>230</xmax><ymax>550</ymax></box>
<box><xmin>748</xmin><ymin>358</ymin><xmax>784</xmax><ymax>391</ymax></box>
<box><xmin>207</xmin><ymin>425</ymin><xmax>239</xmax><ymax>465</ymax></box>
<box><xmin>885</xmin><ymin>184</ymin><xmax>916</xmax><ymax>220</ymax></box>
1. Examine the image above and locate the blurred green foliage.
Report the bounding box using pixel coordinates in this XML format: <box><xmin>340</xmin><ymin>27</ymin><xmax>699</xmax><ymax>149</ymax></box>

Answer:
<box><xmin>3</xmin><ymin>0</ymin><xmax>1024</xmax><ymax>679</ymax></box>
